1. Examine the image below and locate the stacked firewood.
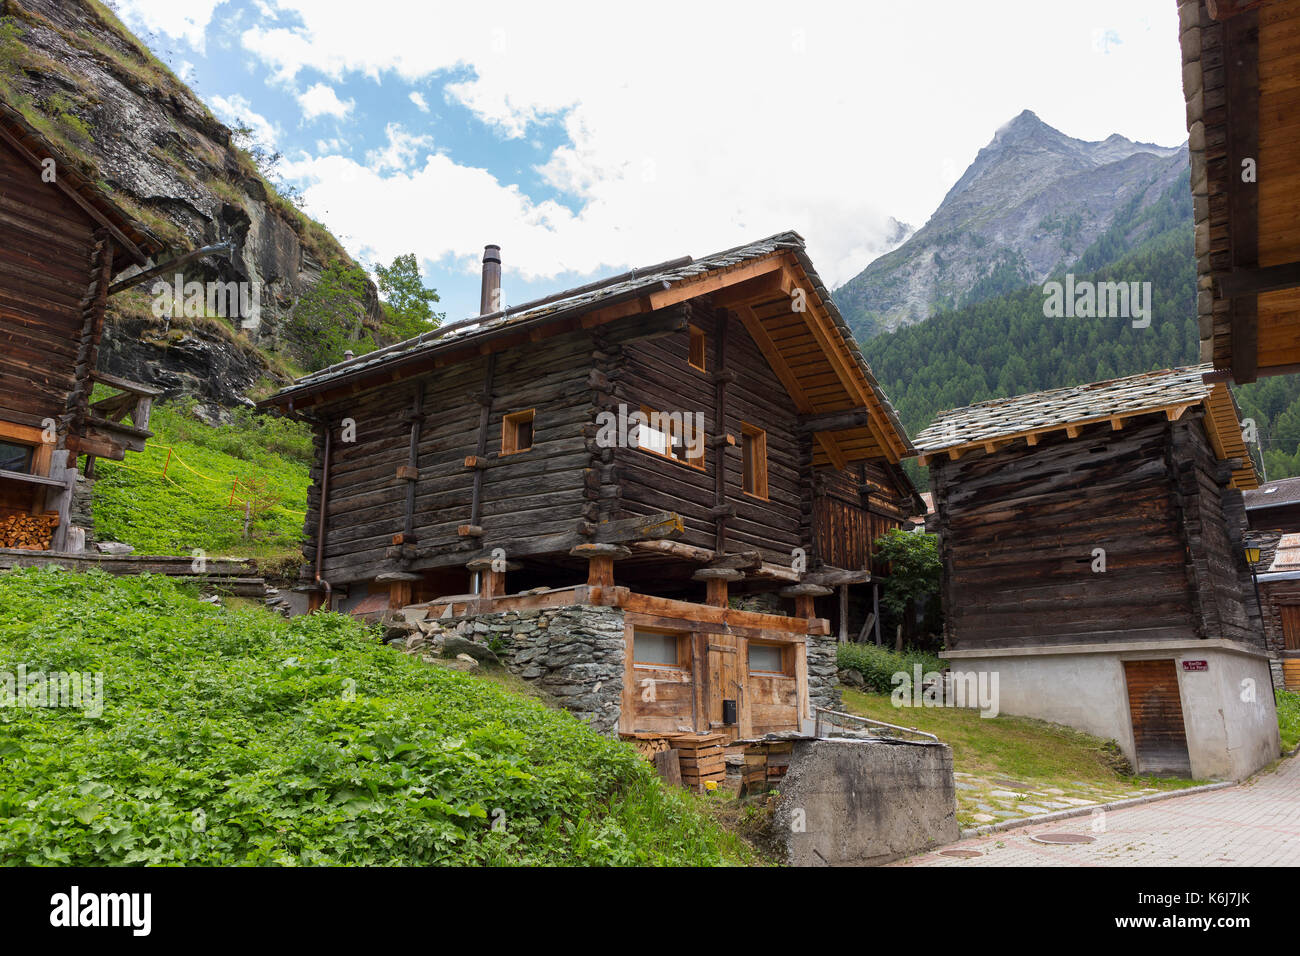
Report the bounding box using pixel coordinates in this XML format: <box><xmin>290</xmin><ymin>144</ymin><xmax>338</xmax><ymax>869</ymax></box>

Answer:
<box><xmin>0</xmin><ymin>512</ymin><xmax>57</xmax><ymax>550</ymax></box>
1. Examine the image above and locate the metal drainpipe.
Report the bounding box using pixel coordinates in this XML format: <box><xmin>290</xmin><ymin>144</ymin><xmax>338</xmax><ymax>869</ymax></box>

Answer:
<box><xmin>314</xmin><ymin>423</ymin><xmax>333</xmax><ymax>611</ymax></box>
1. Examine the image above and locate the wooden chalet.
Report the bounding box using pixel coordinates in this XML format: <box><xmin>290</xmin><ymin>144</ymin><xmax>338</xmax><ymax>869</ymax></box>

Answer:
<box><xmin>260</xmin><ymin>231</ymin><xmax>919</xmax><ymax>739</ymax></box>
<box><xmin>1180</xmin><ymin>0</ymin><xmax>1300</xmax><ymax>383</ymax></box>
<box><xmin>915</xmin><ymin>366</ymin><xmax>1280</xmax><ymax>779</ymax></box>
<box><xmin>0</xmin><ymin>99</ymin><xmax>164</xmax><ymax>552</ymax></box>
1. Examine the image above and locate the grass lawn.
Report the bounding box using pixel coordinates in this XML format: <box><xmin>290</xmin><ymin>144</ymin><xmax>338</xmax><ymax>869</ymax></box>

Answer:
<box><xmin>91</xmin><ymin>400</ymin><xmax>310</xmax><ymax>564</ymax></box>
<box><xmin>842</xmin><ymin>687</ymin><xmax>1202</xmax><ymax>829</ymax></box>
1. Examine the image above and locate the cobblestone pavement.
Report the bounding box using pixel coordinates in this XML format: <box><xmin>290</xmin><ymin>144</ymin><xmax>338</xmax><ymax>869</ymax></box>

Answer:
<box><xmin>897</xmin><ymin>754</ymin><xmax>1300</xmax><ymax>866</ymax></box>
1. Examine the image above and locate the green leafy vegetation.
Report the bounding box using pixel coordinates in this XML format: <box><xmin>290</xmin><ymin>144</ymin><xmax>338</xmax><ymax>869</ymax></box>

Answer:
<box><xmin>836</xmin><ymin>644</ymin><xmax>945</xmax><ymax>694</ymax></box>
<box><xmin>283</xmin><ymin>262</ymin><xmax>372</xmax><ymax>371</ymax></box>
<box><xmin>0</xmin><ymin>569</ymin><xmax>751</xmax><ymax>865</ymax></box>
<box><xmin>1277</xmin><ymin>689</ymin><xmax>1300</xmax><ymax>753</ymax></box>
<box><xmin>92</xmin><ymin>400</ymin><xmax>311</xmax><ymax>559</ymax></box>
<box><xmin>374</xmin><ymin>252</ymin><xmax>445</xmax><ymax>341</ymax></box>
<box><xmin>873</xmin><ymin>529</ymin><xmax>941</xmax><ymax>624</ymax></box>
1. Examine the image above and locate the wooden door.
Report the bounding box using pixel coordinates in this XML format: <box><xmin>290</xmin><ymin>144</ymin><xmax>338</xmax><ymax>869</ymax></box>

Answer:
<box><xmin>706</xmin><ymin>634</ymin><xmax>741</xmax><ymax>743</ymax></box>
<box><xmin>1123</xmin><ymin>659</ymin><xmax>1191</xmax><ymax>776</ymax></box>
<box><xmin>1281</xmin><ymin>606</ymin><xmax>1300</xmax><ymax>651</ymax></box>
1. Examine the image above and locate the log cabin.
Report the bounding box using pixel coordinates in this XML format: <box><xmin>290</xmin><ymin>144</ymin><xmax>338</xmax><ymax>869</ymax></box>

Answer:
<box><xmin>259</xmin><ymin>231</ymin><xmax>920</xmax><ymax>740</ymax></box>
<box><xmin>915</xmin><ymin>366</ymin><xmax>1280</xmax><ymax>780</ymax></box>
<box><xmin>1179</xmin><ymin>0</ymin><xmax>1300</xmax><ymax>384</ymax></box>
<box><xmin>0</xmin><ymin>100</ymin><xmax>163</xmax><ymax>552</ymax></box>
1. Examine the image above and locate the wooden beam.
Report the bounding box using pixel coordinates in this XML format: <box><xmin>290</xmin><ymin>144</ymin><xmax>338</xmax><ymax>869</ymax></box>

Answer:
<box><xmin>734</xmin><ymin>302</ymin><xmax>849</xmax><ymax>468</ymax></box>
<box><xmin>1224</xmin><ymin>8</ymin><xmax>1260</xmax><ymax>384</ymax></box>
<box><xmin>0</xmin><ymin>121</ymin><xmax>149</xmax><ymax>265</ymax></box>
<box><xmin>646</xmin><ymin>255</ymin><xmax>784</xmax><ymax>312</ymax></box>
<box><xmin>1218</xmin><ymin>262</ymin><xmax>1300</xmax><ymax>299</ymax></box>
<box><xmin>779</xmin><ymin>264</ymin><xmax>901</xmax><ymax>462</ymax></box>
<box><xmin>797</xmin><ymin>407</ymin><xmax>873</xmax><ymax>434</ymax></box>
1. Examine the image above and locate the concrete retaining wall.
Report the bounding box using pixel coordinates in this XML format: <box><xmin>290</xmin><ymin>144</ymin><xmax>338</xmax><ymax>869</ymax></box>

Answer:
<box><xmin>771</xmin><ymin>737</ymin><xmax>958</xmax><ymax>866</ymax></box>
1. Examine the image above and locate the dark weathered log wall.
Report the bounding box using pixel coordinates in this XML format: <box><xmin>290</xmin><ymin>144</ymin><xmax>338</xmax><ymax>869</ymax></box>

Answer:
<box><xmin>303</xmin><ymin>328</ymin><xmax>594</xmax><ymax>583</ymax></box>
<box><xmin>608</xmin><ymin>301</ymin><xmax>803</xmax><ymax>563</ymax></box>
<box><xmin>932</xmin><ymin>416</ymin><xmax>1194</xmax><ymax>649</ymax></box>
<box><xmin>0</xmin><ymin>138</ymin><xmax>100</xmax><ymax>432</ymax></box>
<box><xmin>931</xmin><ymin>411</ymin><xmax>1258</xmax><ymax>651</ymax></box>
<box><xmin>1170</xmin><ymin>411</ymin><xmax>1259</xmax><ymax>648</ymax></box>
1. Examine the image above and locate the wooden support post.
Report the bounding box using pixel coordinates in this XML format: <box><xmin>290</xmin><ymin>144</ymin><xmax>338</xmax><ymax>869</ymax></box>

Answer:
<box><xmin>469</xmin><ymin>355</ymin><xmax>496</xmax><ymax>527</ymax></box>
<box><xmin>570</xmin><ymin>543</ymin><xmax>631</xmax><ymax>589</ymax></box>
<box><xmin>713</xmin><ymin>310</ymin><xmax>729</xmax><ymax>553</ymax></box>
<box><xmin>838</xmin><ymin>584</ymin><xmax>849</xmax><ymax>644</ymax></box>
<box><xmin>377</xmin><ymin>571</ymin><xmax>422</xmax><ymax>609</ymax></box>
<box><xmin>467</xmin><ymin>557</ymin><xmax>510</xmax><ymax>599</ymax></box>
<box><xmin>401</xmin><ymin>381</ymin><xmax>424</xmax><ymax>542</ymax></box>
<box><xmin>694</xmin><ymin>567</ymin><xmax>742</xmax><ymax>608</ymax></box>
<box><xmin>873</xmin><ymin>582</ymin><xmax>882</xmax><ymax>645</ymax></box>
<box><xmin>780</xmin><ymin>582</ymin><xmax>832</xmax><ymax>620</ymax></box>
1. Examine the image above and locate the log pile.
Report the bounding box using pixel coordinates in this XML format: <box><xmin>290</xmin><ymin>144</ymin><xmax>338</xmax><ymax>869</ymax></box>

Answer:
<box><xmin>667</xmin><ymin>733</ymin><xmax>726</xmax><ymax>792</ymax></box>
<box><xmin>0</xmin><ymin>512</ymin><xmax>57</xmax><ymax>550</ymax></box>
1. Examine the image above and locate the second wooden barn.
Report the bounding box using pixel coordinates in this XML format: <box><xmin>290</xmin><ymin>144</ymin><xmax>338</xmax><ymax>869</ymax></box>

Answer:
<box><xmin>915</xmin><ymin>366</ymin><xmax>1280</xmax><ymax>780</ymax></box>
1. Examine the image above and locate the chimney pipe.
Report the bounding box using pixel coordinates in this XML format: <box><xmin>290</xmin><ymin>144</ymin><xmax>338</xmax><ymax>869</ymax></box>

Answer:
<box><xmin>479</xmin><ymin>244</ymin><xmax>501</xmax><ymax>315</ymax></box>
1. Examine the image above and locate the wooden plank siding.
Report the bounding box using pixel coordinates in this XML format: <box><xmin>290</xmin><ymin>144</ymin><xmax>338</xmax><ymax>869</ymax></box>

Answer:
<box><xmin>930</xmin><ymin>411</ymin><xmax>1258</xmax><ymax>651</ymax></box>
<box><xmin>0</xmin><ymin>137</ymin><xmax>100</xmax><ymax>432</ymax></box>
<box><xmin>605</xmin><ymin>301</ymin><xmax>804</xmax><ymax>564</ymax></box>
<box><xmin>302</xmin><ymin>326</ymin><xmax>595</xmax><ymax>584</ymax></box>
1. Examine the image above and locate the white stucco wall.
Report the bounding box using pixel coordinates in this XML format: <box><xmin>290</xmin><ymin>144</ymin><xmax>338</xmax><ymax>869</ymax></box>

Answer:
<box><xmin>943</xmin><ymin>640</ymin><xmax>1280</xmax><ymax>781</ymax></box>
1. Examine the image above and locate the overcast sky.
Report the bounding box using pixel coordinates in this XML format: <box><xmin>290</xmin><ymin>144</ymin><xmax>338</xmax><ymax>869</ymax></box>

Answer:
<box><xmin>116</xmin><ymin>0</ymin><xmax>1190</xmax><ymax>322</ymax></box>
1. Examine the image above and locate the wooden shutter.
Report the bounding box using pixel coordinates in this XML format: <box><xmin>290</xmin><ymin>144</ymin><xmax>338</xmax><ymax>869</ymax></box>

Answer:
<box><xmin>1281</xmin><ymin>606</ymin><xmax>1300</xmax><ymax>651</ymax></box>
<box><xmin>1123</xmin><ymin>659</ymin><xmax>1191</xmax><ymax>776</ymax></box>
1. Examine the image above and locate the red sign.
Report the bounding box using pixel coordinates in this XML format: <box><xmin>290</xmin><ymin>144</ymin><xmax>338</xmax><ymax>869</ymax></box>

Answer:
<box><xmin>1182</xmin><ymin>660</ymin><xmax>1209</xmax><ymax>672</ymax></box>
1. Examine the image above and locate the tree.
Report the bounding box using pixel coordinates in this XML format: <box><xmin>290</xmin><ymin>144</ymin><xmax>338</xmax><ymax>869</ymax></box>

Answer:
<box><xmin>373</xmin><ymin>253</ymin><xmax>443</xmax><ymax>342</ymax></box>
<box><xmin>284</xmin><ymin>262</ymin><xmax>370</xmax><ymax>371</ymax></box>
<box><xmin>873</xmin><ymin>529</ymin><xmax>943</xmax><ymax>646</ymax></box>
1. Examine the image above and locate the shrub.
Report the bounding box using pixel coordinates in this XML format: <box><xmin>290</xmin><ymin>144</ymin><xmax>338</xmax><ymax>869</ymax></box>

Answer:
<box><xmin>1277</xmin><ymin>689</ymin><xmax>1300</xmax><ymax>753</ymax></box>
<box><xmin>836</xmin><ymin>643</ymin><xmax>946</xmax><ymax>694</ymax></box>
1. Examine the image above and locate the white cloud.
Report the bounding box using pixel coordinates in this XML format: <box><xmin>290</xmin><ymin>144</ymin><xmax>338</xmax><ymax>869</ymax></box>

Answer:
<box><xmin>297</xmin><ymin>83</ymin><xmax>354</xmax><ymax>121</ymax></box>
<box><xmin>209</xmin><ymin>93</ymin><xmax>279</xmax><ymax>149</ymax></box>
<box><xmin>409</xmin><ymin>91</ymin><xmax>429</xmax><ymax>113</ymax></box>
<box><xmin>365</xmin><ymin>124</ymin><xmax>435</xmax><ymax>173</ymax></box>
<box><xmin>117</xmin><ymin>0</ymin><xmax>221</xmax><ymax>52</ymax></box>
<box><xmin>227</xmin><ymin>0</ymin><xmax>1186</xmax><ymax>294</ymax></box>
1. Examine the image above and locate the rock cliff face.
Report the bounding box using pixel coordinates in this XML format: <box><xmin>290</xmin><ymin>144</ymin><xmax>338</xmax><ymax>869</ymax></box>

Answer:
<box><xmin>834</xmin><ymin>110</ymin><xmax>1188</xmax><ymax>338</ymax></box>
<box><xmin>1</xmin><ymin>0</ymin><xmax>380</xmax><ymax>404</ymax></box>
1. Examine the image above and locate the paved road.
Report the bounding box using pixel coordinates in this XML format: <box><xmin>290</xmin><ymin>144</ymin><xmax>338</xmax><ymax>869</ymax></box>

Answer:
<box><xmin>898</xmin><ymin>754</ymin><xmax>1300</xmax><ymax>866</ymax></box>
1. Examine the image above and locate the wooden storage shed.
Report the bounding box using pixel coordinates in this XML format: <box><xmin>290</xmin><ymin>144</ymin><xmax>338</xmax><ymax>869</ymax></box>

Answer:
<box><xmin>915</xmin><ymin>366</ymin><xmax>1280</xmax><ymax>780</ymax></box>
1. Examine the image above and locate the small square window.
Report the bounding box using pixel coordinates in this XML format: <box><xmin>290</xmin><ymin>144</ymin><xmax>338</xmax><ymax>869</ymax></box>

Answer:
<box><xmin>748</xmin><ymin>643</ymin><xmax>785</xmax><ymax>674</ymax></box>
<box><xmin>688</xmin><ymin>325</ymin><xmax>707</xmax><ymax>372</ymax></box>
<box><xmin>0</xmin><ymin>441</ymin><xmax>34</xmax><ymax>474</ymax></box>
<box><xmin>634</xmin><ymin>630</ymin><xmax>682</xmax><ymax>667</ymax></box>
<box><xmin>741</xmin><ymin>423</ymin><xmax>768</xmax><ymax>498</ymax></box>
<box><xmin>637</xmin><ymin>406</ymin><xmax>704</xmax><ymax>470</ymax></box>
<box><xmin>502</xmin><ymin>409</ymin><xmax>535</xmax><ymax>455</ymax></box>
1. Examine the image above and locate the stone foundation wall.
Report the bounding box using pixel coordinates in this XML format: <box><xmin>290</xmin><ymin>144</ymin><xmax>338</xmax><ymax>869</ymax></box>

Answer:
<box><xmin>805</xmin><ymin>633</ymin><xmax>842</xmax><ymax>715</ymax></box>
<box><xmin>71</xmin><ymin>474</ymin><xmax>95</xmax><ymax>547</ymax></box>
<box><xmin>408</xmin><ymin>604</ymin><xmax>626</xmax><ymax>734</ymax></box>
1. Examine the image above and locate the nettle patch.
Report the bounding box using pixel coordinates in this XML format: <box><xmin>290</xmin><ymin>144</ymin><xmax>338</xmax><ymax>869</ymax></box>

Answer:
<box><xmin>0</xmin><ymin>568</ymin><xmax>744</xmax><ymax>866</ymax></box>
